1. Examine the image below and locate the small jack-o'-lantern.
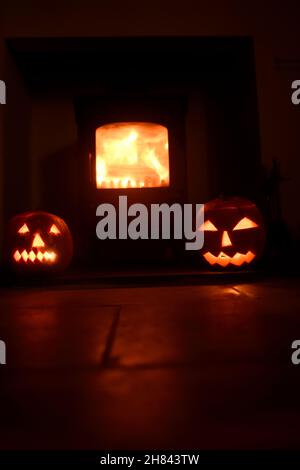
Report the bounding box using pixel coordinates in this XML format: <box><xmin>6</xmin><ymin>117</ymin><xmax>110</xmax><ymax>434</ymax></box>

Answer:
<box><xmin>6</xmin><ymin>211</ymin><xmax>73</xmax><ymax>274</ymax></box>
<box><xmin>200</xmin><ymin>197</ymin><xmax>266</xmax><ymax>268</ymax></box>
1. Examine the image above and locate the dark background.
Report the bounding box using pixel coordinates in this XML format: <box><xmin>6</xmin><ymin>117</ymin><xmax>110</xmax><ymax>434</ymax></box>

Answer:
<box><xmin>0</xmin><ymin>0</ymin><xmax>300</xmax><ymax>265</ymax></box>
<box><xmin>1</xmin><ymin>0</ymin><xmax>300</xmax><ymax>455</ymax></box>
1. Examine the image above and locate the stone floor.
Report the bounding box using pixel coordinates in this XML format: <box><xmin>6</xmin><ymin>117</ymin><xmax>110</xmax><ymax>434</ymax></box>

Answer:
<box><xmin>0</xmin><ymin>277</ymin><xmax>300</xmax><ymax>449</ymax></box>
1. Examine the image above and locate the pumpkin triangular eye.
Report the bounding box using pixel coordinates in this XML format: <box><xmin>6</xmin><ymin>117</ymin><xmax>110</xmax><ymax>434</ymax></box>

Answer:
<box><xmin>201</xmin><ymin>220</ymin><xmax>218</xmax><ymax>231</ymax></box>
<box><xmin>18</xmin><ymin>224</ymin><xmax>29</xmax><ymax>234</ymax></box>
<box><xmin>49</xmin><ymin>224</ymin><xmax>60</xmax><ymax>235</ymax></box>
<box><xmin>233</xmin><ymin>217</ymin><xmax>258</xmax><ymax>230</ymax></box>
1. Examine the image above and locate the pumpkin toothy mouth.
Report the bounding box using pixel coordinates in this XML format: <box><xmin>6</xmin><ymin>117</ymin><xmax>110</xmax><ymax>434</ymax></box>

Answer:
<box><xmin>13</xmin><ymin>250</ymin><xmax>57</xmax><ymax>264</ymax></box>
<box><xmin>203</xmin><ymin>251</ymin><xmax>256</xmax><ymax>267</ymax></box>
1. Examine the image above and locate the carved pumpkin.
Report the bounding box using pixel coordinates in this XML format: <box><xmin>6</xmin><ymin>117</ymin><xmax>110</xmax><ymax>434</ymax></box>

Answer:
<box><xmin>200</xmin><ymin>197</ymin><xmax>265</xmax><ymax>268</ymax></box>
<box><xmin>6</xmin><ymin>211</ymin><xmax>73</xmax><ymax>274</ymax></box>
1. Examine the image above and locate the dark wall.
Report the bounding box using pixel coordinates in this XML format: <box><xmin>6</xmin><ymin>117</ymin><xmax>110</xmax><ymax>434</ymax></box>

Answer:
<box><xmin>0</xmin><ymin>40</ymin><xmax>31</xmax><ymax>259</ymax></box>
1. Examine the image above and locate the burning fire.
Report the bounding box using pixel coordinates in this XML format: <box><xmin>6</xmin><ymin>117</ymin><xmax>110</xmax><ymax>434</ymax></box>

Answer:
<box><xmin>96</xmin><ymin>122</ymin><xmax>170</xmax><ymax>189</ymax></box>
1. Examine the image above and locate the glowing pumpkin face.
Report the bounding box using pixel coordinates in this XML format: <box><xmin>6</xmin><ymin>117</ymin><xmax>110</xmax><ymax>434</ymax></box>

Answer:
<box><xmin>6</xmin><ymin>211</ymin><xmax>73</xmax><ymax>274</ymax></box>
<box><xmin>201</xmin><ymin>198</ymin><xmax>266</xmax><ymax>268</ymax></box>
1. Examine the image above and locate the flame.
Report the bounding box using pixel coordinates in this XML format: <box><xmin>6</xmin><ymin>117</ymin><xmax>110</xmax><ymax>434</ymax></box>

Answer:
<box><xmin>96</xmin><ymin>123</ymin><xmax>170</xmax><ymax>188</ymax></box>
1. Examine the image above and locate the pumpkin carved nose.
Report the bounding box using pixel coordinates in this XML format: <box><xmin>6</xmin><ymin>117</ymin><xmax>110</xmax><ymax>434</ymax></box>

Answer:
<box><xmin>222</xmin><ymin>230</ymin><xmax>232</xmax><ymax>247</ymax></box>
<box><xmin>32</xmin><ymin>233</ymin><xmax>45</xmax><ymax>248</ymax></box>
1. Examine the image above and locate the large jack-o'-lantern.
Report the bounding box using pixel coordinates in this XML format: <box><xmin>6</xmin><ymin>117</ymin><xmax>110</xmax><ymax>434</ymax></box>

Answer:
<box><xmin>201</xmin><ymin>197</ymin><xmax>266</xmax><ymax>268</ymax></box>
<box><xmin>6</xmin><ymin>211</ymin><xmax>73</xmax><ymax>274</ymax></box>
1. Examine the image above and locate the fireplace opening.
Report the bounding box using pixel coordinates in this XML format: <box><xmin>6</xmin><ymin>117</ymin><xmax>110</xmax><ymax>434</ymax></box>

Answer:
<box><xmin>5</xmin><ymin>38</ymin><xmax>262</xmax><ymax>269</ymax></box>
<box><xmin>95</xmin><ymin>122</ymin><xmax>170</xmax><ymax>189</ymax></box>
